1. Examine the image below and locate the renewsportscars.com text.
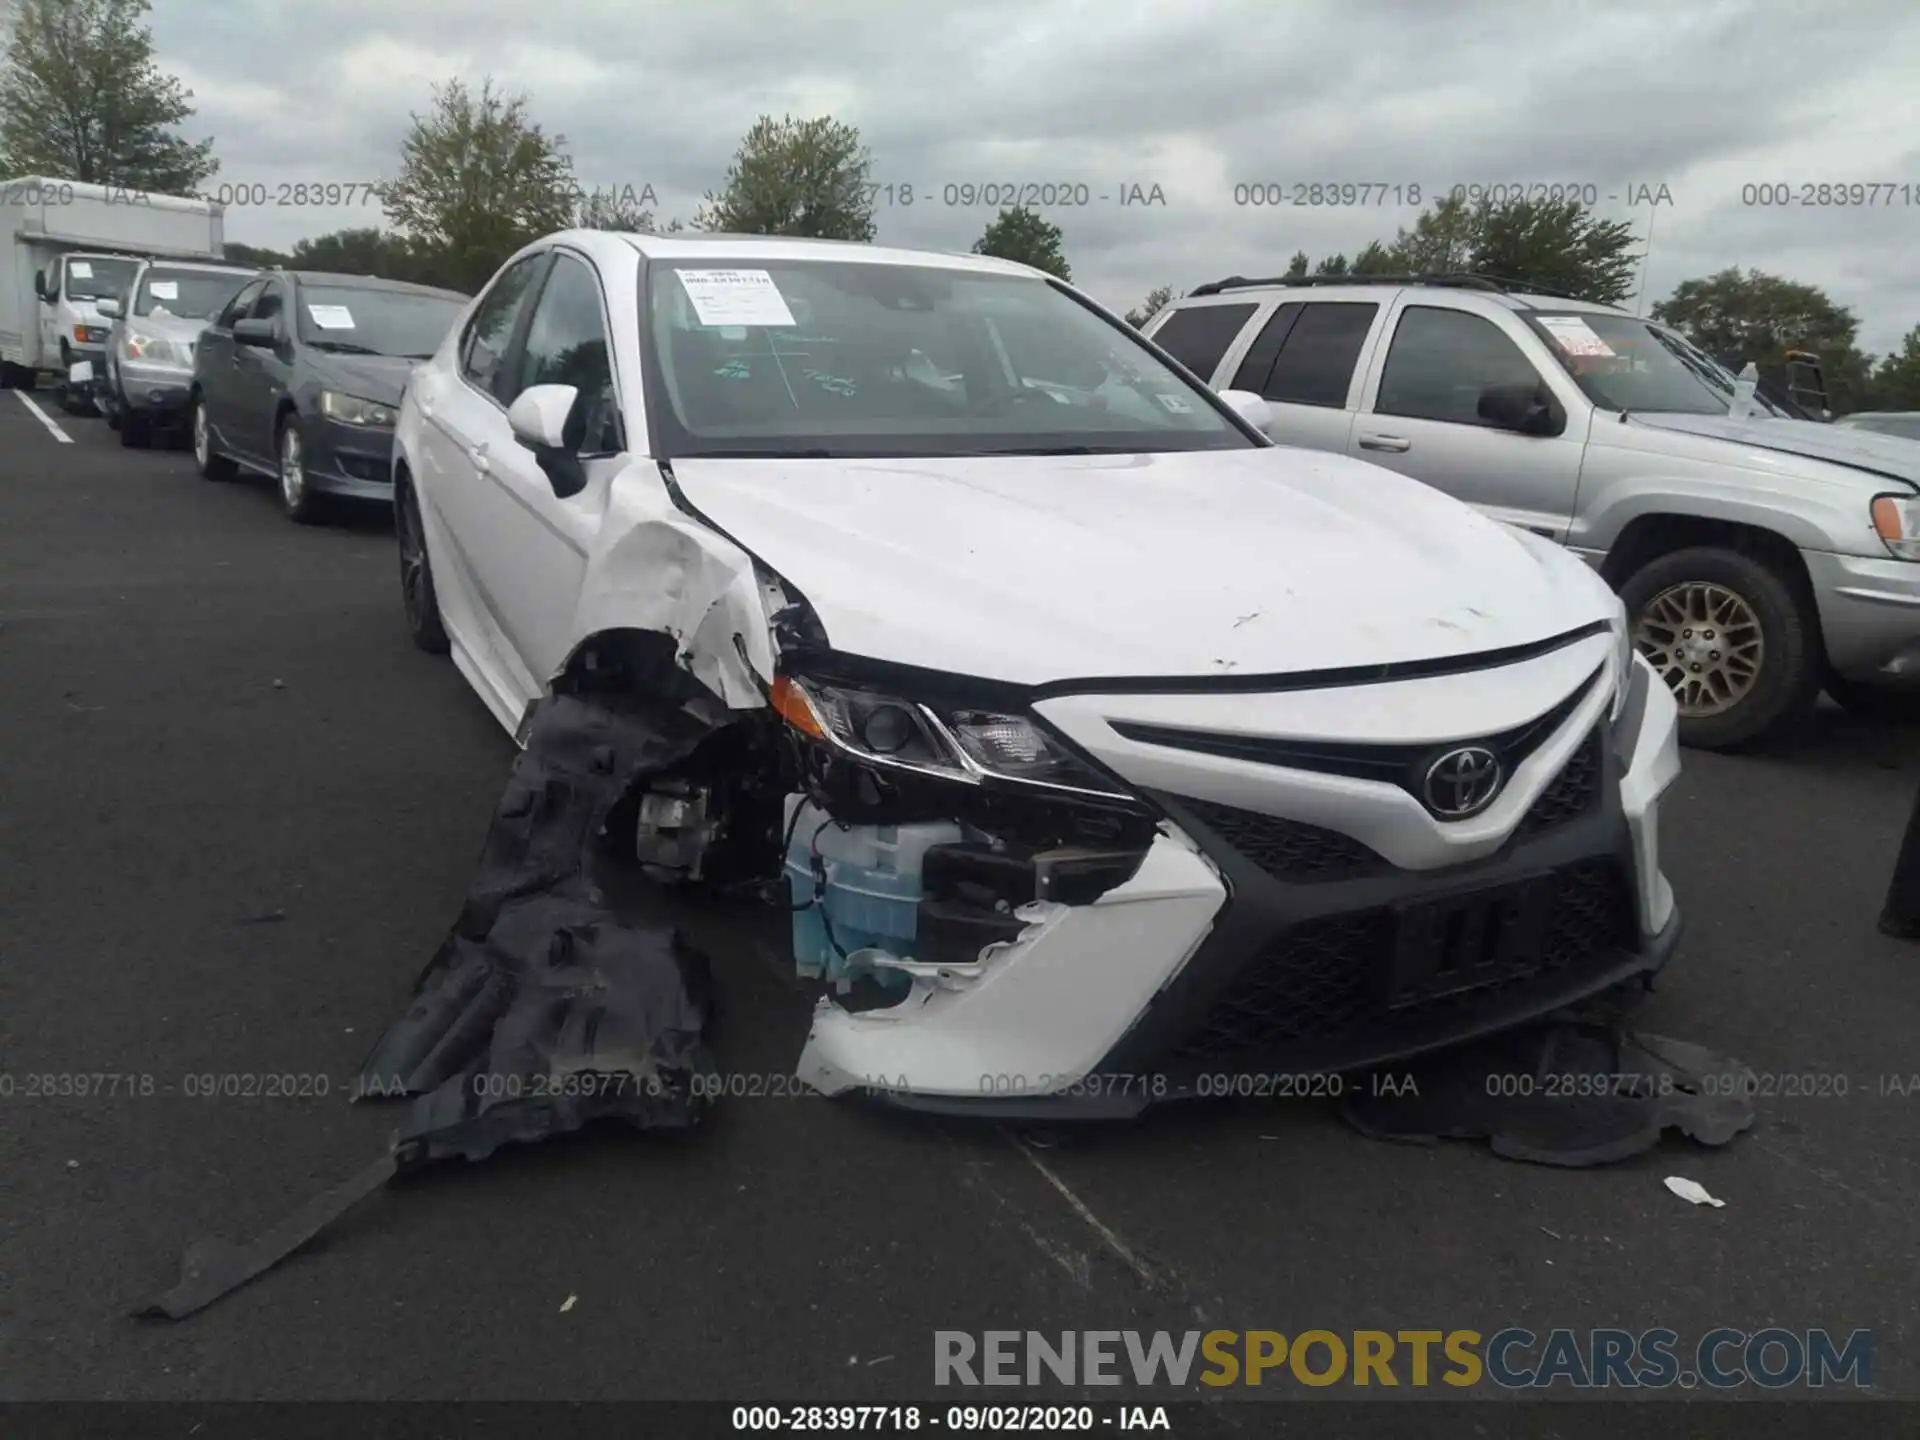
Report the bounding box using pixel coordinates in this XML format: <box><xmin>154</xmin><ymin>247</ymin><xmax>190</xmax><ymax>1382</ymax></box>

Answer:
<box><xmin>934</xmin><ymin>1328</ymin><xmax>1872</xmax><ymax>1390</ymax></box>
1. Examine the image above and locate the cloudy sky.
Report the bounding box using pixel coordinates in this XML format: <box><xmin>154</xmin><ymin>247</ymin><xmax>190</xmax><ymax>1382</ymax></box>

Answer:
<box><xmin>152</xmin><ymin>0</ymin><xmax>1920</xmax><ymax>354</ymax></box>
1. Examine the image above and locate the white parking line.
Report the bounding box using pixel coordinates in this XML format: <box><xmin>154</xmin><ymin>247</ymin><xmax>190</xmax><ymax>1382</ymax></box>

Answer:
<box><xmin>13</xmin><ymin>389</ymin><xmax>73</xmax><ymax>443</ymax></box>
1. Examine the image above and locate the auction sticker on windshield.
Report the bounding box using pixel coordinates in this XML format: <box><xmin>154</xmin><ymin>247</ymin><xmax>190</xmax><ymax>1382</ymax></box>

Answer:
<box><xmin>1537</xmin><ymin>316</ymin><xmax>1615</xmax><ymax>357</ymax></box>
<box><xmin>70</xmin><ymin>261</ymin><xmax>93</xmax><ymax>278</ymax></box>
<box><xmin>150</xmin><ymin>281</ymin><xmax>178</xmax><ymax>299</ymax></box>
<box><xmin>307</xmin><ymin>305</ymin><xmax>356</xmax><ymax>329</ymax></box>
<box><xmin>1156</xmin><ymin>393</ymin><xmax>1194</xmax><ymax>413</ymax></box>
<box><xmin>676</xmin><ymin>269</ymin><xmax>796</xmax><ymax>328</ymax></box>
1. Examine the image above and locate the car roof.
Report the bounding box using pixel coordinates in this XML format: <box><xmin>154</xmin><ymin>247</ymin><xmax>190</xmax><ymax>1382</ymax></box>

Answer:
<box><xmin>600</xmin><ymin>228</ymin><xmax>1043</xmax><ymax>279</ymax></box>
<box><xmin>276</xmin><ymin>269</ymin><xmax>469</xmax><ymax>300</ymax></box>
<box><xmin>1171</xmin><ymin>274</ymin><xmax>1636</xmax><ymax>318</ymax></box>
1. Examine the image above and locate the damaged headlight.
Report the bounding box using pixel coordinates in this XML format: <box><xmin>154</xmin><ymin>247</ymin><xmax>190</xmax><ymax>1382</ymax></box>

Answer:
<box><xmin>772</xmin><ymin>674</ymin><xmax>1137</xmax><ymax>803</ymax></box>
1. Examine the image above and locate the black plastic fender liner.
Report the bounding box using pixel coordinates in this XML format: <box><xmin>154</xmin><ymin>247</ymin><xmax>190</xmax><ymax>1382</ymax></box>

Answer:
<box><xmin>136</xmin><ymin>693</ymin><xmax>724</xmax><ymax>1321</ymax></box>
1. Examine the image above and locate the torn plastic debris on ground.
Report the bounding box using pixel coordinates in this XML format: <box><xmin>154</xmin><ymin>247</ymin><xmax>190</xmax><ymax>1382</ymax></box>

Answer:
<box><xmin>1339</xmin><ymin>1021</ymin><xmax>1757</xmax><ymax>1167</ymax></box>
<box><xmin>138</xmin><ymin>693</ymin><xmax>722</xmax><ymax>1320</ymax></box>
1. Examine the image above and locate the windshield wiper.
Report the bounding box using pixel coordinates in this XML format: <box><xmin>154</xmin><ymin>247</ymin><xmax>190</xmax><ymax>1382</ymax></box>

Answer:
<box><xmin>306</xmin><ymin>340</ymin><xmax>384</xmax><ymax>356</ymax></box>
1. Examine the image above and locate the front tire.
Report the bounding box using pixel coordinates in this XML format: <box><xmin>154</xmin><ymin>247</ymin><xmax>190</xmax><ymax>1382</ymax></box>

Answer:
<box><xmin>277</xmin><ymin>414</ymin><xmax>325</xmax><ymax>525</ymax></box>
<box><xmin>192</xmin><ymin>396</ymin><xmax>237</xmax><ymax>480</ymax></box>
<box><xmin>1621</xmin><ymin>545</ymin><xmax>1820</xmax><ymax>751</ymax></box>
<box><xmin>397</xmin><ymin>482</ymin><xmax>450</xmax><ymax>654</ymax></box>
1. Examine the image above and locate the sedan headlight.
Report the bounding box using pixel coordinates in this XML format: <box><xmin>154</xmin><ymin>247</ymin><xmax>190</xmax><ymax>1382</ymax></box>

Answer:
<box><xmin>1872</xmin><ymin>494</ymin><xmax>1920</xmax><ymax>561</ymax></box>
<box><xmin>320</xmin><ymin>391</ymin><xmax>396</xmax><ymax>427</ymax></box>
<box><xmin>122</xmin><ymin>330</ymin><xmax>182</xmax><ymax>364</ymax></box>
<box><xmin>771</xmin><ymin>674</ymin><xmax>1137</xmax><ymax>803</ymax></box>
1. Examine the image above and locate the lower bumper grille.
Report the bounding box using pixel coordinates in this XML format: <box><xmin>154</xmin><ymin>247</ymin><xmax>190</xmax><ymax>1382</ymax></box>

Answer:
<box><xmin>1170</xmin><ymin>858</ymin><xmax>1634</xmax><ymax>1063</ymax></box>
<box><xmin>1180</xmin><ymin>797</ymin><xmax>1386</xmax><ymax>881</ymax></box>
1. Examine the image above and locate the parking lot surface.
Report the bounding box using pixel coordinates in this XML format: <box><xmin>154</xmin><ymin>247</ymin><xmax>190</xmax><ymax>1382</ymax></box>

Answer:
<box><xmin>2</xmin><ymin>390</ymin><xmax>1917</xmax><ymax>1402</ymax></box>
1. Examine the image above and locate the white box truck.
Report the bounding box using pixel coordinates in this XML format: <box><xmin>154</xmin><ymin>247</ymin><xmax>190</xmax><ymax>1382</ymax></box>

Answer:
<box><xmin>0</xmin><ymin>178</ymin><xmax>226</xmax><ymax>393</ymax></box>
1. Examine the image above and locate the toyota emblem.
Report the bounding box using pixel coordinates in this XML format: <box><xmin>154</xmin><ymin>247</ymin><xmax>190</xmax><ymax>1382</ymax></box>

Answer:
<box><xmin>1422</xmin><ymin>745</ymin><xmax>1503</xmax><ymax>818</ymax></box>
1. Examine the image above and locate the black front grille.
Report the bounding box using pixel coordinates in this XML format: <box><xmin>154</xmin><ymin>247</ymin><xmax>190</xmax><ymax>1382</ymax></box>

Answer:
<box><xmin>1520</xmin><ymin>730</ymin><xmax>1602</xmax><ymax>834</ymax></box>
<box><xmin>1171</xmin><ymin>859</ymin><xmax>1632</xmax><ymax>1063</ymax></box>
<box><xmin>1181</xmin><ymin>797</ymin><xmax>1387</xmax><ymax>881</ymax></box>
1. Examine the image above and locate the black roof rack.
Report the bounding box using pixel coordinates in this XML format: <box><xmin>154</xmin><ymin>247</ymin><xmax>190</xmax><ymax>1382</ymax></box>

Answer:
<box><xmin>1184</xmin><ymin>272</ymin><xmax>1588</xmax><ymax>301</ymax></box>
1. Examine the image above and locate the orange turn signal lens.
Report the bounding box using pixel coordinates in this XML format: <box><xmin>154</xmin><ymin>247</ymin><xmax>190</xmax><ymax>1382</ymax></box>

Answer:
<box><xmin>771</xmin><ymin>674</ymin><xmax>826</xmax><ymax>738</ymax></box>
<box><xmin>1874</xmin><ymin>496</ymin><xmax>1907</xmax><ymax>543</ymax></box>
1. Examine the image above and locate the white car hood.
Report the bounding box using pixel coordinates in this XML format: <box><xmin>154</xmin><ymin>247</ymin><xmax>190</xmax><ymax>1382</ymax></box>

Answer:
<box><xmin>1629</xmin><ymin>413</ymin><xmax>1920</xmax><ymax>488</ymax></box>
<box><xmin>669</xmin><ymin>449</ymin><xmax>1616</xmax><ymax>686</ymax></box>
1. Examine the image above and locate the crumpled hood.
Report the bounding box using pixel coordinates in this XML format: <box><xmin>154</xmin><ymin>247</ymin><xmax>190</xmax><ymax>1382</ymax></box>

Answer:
<box><xmin>670</xmin><ymin>448</ymin><xmax>1617</xmax><ymax>687</ymax></box>
<box><xmin>308</xmin><ymin>353</ymin><xmax>416</xmax><ymax>407</ymax></box>
<box><xmin>1629</xmin><ymin>412</ymin><xmax>1920</xmax><ymax>489</ymax></box>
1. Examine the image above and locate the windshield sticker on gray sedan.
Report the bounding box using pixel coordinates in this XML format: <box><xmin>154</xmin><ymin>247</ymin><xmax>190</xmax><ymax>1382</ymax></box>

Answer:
<box><xmin>307</xmin><ymin>304</ymin><xmax>356</xmax><ymax>329</ymax></box>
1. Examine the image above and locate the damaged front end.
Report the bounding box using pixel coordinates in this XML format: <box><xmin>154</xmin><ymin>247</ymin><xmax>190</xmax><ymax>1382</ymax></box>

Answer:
<box><xmin>752</xmin><ymin>657</ymin><xmax>1224</xmax><ymax>1116</ymax></box>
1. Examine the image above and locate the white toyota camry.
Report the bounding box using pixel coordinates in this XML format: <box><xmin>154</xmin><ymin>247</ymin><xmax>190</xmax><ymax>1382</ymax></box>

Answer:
<box><xmin>391</xmin><ymin>229</ymin><xmax>1682</xmax><ymax>1115</ymax></box>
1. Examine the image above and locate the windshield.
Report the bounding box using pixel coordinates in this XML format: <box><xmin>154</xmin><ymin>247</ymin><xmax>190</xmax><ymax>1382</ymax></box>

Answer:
<box><xmin>1525</xmin><ymin>311</ymin><xmax>1789</xmax><ymax>418</ymax></box>
<box><xmin>643</xmin><ymin>260</ymin><xmax>1253</xmax><ymax>458</ymax></box>
<box><xmin>64</xmin><ymin>256</ymin><xmax>139</xmax><ymax>302</ymax></box>
<box><xmin>295</xmin><ymin>285</ymin><xmax>466</xmax><ymax>358</ymax></box>
<box><xmin>135</xmin><ymin>268</ymin><xmax>251</xmax><ymax>320</ymax></box>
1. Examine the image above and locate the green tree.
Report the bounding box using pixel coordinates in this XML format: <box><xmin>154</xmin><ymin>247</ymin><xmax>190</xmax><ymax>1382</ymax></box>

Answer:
<box><xmin>695</xmin><ymin>113</ymin><xmax>875</xmax><ymax>240</ymax></box>
<box><xmin>378</xmin><ymin>76</ymin><xmax>577</xmax><ymax>294</ymax></box>
<box><xmin>1651</xmin><ymin>267</ymin><xmax>1876</xmax><ymax>412</ymax></box>
<box><xmin>1313</xmin><ymin>253</ymin><xmax>1349</xmax><ymax>277</ymax></box>
<box><xmin>1383</xmin><ymin>191</ymin><xmax>1477</xmax><ymax>273</ymax></box>
<box><xmin>1350</xmin><ymin>239</ymin><xmax>1396</xmax><ymax>275</ymax></box>
<box><xmin>1465</xmin><ymin>197</ymin><xmax>1637</xmax><ymax>304</ymax></box>
<box><xmin>971</xmin><ymin>205</ymin><xmax>1070</xmax><ymax>280</ymax></box>
<box><xmin>280</xmin><ymin>227</ymin><xmax>464</xmax><ymax>289</ymax></box>
<box><xmin>0</xmin><ymin>0</ymin><xmax>215</xmax><ymax>192</ymax></box>
<box><xmin>222</xmin><ymin>241</ymin><xmax>288</xmax><ymax>268</ymax></box>
<box><xmin>1124</xmin><ymin>284</ymin><xmax>1175</xmax><ymax>328</ymax></box>
<box><xmin>1284</xmin><ymin>250</ymin><xmax>1310</xmax><ymax>279</ymax></box>
<box><xmin>1871</xmin><ymin>326</ymin><xmax>1920</xmax><ymax>412</ymax></box>
<box><xmin>573</xmin><ymin>183</ymin><xmax>688</xmax><ymax>232</ymax></box>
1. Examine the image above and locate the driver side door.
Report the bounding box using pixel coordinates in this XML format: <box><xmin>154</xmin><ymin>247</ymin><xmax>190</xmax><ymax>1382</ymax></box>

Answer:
<box><xmin>198</xmin><ymin>277</ymin><xmax>265</xmax><ymax>443</ymax></box>
<box><xmin>1347</xmin><ymin>301</ymin><xmax>1591</xmax><ymax>541</ymax></box>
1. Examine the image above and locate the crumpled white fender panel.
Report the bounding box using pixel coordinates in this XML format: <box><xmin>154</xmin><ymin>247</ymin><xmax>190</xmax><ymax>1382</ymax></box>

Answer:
<box><xmin>795</xmin><ymin>830</ymin><xmax>1227</xmax><ymax>1098</ymax></box>
<box><xmin>564</xmin><ymin>466</ymin><xmax>779</xmax><ymax>710</ymax></box>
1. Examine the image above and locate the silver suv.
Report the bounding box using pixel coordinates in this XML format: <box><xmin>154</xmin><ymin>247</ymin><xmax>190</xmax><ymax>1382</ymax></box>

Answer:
<box><xmin>1143</xmin><ymin>275</ymin><xmax>1920</xmax><ymax>749</ymax></box>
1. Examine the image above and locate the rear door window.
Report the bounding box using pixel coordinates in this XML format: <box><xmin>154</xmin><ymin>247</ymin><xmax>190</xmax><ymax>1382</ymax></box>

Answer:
<box><xmin>1261</xmin><ymin>302</ymin><xmax>1379</xmax><ymax>408</ymax></box>
<box><xmin>1149</xmin><ymin>303</ymin><xmax>1258</xmax><ymax>383</ymax></box>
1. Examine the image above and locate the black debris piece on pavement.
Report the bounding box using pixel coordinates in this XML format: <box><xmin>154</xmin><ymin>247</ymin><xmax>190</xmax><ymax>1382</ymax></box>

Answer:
<box><xmin>1340</xmin><ymin>1021</ymin><xmax>1757</xmax><ymax>1166</ymax></box>
<box><xmin>138</xmin><ymin>694</ymin><xmax>721</xmax><ymax>1320</ymax></box>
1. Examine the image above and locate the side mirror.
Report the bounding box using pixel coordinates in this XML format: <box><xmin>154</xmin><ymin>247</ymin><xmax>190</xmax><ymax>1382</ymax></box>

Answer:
<box><xmin>507</xmin><ymin>383</ymin><xmax>587</xmax><ymax>498</ymax></box>
<box><xmin>1478</xmin><ymin>382</ymin><xmax>1565</xmax><ymax>437</ymax></box>
<box><xmin>232</xmin><ymin>317</ymin><xmax>277</xmax><ymax>347</ymax></box>
<box><xmin>34</xmin><ymin>270</ymin><xmax>51</xmax><ymax>302</ymax></box>
<box><xmin>1218</xmin><ymin>388</ymin><xmax>1273</xmax><ymax>433</ymax></box>
<box><xmin>97</xmin><ymin>296</ymin><xmax>123</xmax><ymax>319</ymax></box>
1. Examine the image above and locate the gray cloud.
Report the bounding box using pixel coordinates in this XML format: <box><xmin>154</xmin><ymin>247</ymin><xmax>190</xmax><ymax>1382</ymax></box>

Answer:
<box><xmin>147</xmin><ymin>0</ymin><xmax>1920</xmax><ymax>353</ymax></box>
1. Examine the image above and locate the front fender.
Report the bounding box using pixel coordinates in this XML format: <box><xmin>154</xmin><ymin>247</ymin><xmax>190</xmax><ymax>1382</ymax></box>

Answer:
<box><xmin>1572</xmin><ymin>470</ymin><xmax>1864</xmax><ymax>555</ymax></box>
<box><xmin>564</xmin><ymin>461</ymin><xmax>779</xmax><ymax>711</ymax></box>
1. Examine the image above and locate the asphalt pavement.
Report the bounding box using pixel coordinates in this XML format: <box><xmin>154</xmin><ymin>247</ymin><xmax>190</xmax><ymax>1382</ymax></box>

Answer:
<box><xmin>2</xmin><ymin>386</ymin><xmax>1917</xmax><ymax>1406</ymax></box>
